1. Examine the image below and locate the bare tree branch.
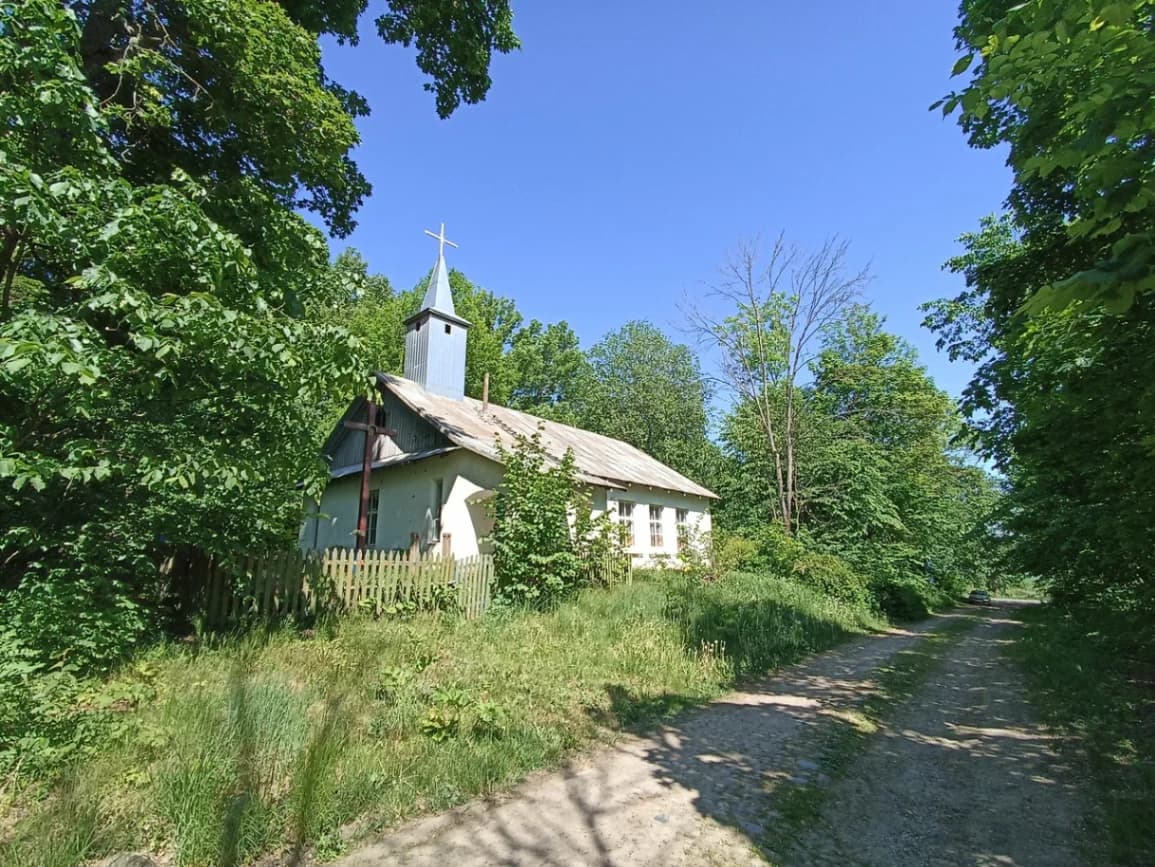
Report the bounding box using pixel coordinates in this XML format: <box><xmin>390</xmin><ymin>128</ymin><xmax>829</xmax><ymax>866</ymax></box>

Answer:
<box><xmin>684</xmin><ymin>232</ymin><xmax>869</xmax><ymax>535</ymax></box>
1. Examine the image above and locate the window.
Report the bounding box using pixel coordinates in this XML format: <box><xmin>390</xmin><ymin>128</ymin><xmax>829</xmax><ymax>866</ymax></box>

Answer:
<box><xmin>649</xmin><ymin>505</ymin><xmax>664</xmax><ymax>548</ymax></box>
<box><xmin>617</xmin><ymin>500</ymin><xmax>635</xmax><ymax>546</ymax></box>
<box><xmin>431</xmin><ymin>478</ymin><xmax>444</xmax><ymax>541</ymax></box>
<box><xmin>676</xmin><ymin>508</ymin><xmax>689</xmax><ymax>551</ymax></box>
<box><xmin>367</xmin><ymin>489</ymin><xmax>380</xmax><ymax>547</ymax></box>
<box><xmin>444</xmin><ymin>323</ymin><xmax>452</xmax><ymax>335</ymax></box>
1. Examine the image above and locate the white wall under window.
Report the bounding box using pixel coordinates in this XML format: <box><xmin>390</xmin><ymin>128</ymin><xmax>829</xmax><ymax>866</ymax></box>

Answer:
<box><xmin>609</xmin><ymin>487</ymin><xmax>712</xmax><ymax>565</ymax></box>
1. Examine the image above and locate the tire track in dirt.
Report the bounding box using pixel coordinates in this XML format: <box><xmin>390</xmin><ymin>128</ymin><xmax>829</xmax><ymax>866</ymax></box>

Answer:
<box><xmin>334</xmin><ymin>613</ymin><xmax>974</xmax><ymax>866</ymax></box>
<box><xmin>786</xmin><ymin>603</ymin><xmax>1087</xmax><ymax>867</ymax></box>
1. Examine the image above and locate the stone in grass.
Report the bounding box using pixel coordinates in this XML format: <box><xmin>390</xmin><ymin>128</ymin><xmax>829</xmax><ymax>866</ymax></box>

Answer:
<box><xmin>797</xmin><ymin>758</ymin><xmax>820</xmax><ymax>772</ymax></box>
<box><xmin>101</xmin><ymin>855</ymin><xmax>156</xmax><ymax>867</ymax></box>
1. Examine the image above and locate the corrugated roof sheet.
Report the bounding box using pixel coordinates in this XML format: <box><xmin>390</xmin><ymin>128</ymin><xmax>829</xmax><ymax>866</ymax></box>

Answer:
<box><xmin>378</xmin><ymin>373</ymin><xmax>718</xmax><ymax>500</ymax></box>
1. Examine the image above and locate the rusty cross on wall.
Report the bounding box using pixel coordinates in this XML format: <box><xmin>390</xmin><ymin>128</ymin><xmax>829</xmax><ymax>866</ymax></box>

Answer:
<box><xmin>342</xmin><ymin>397</ymin><xmax>397</xmax><ymax>552</ymax></box>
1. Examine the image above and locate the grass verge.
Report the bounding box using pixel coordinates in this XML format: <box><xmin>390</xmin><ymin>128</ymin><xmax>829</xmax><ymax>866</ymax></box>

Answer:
<box><xmin>761</xmin><ymin>612</ymin><xmax>976</xmax><ymax>859</ymax></box>
<box><xmin>1</xmin><ymin>570</ymin><xmax>883</xmax><ymax>867</ymax></box>
<box><xmin>1006</xmin><ymin>604</ymin><xmax>1155</xmax><ymax>866</ymax></box>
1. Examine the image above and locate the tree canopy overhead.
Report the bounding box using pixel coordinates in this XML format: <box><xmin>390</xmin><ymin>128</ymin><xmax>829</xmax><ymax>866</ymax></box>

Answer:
<box><xmin>0</xmin><ymin>0</ymin><xmax>519</xmax><ymax>673</ymax></box>
<box><xmin>940</xmin><ymin>0</ymin><xmax>1155</xmax><ymax>312</ymax></box>
<box><xmin>928</xmin><ymin>0</ymin><xmax>1155</xmax><ymax>614</ymax></box>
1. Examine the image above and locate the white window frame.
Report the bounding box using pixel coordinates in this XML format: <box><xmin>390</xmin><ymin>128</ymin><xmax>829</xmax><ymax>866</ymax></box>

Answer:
<box><xmin>367</xmin><ymin>489</ymin><xmax>381</xmax><ymax>547</ymax></box>
<box><xmin>617</xmin><ymin>500</ymin><xmax>635</xmax><ymax>547</ymax></box>
<box><xmin>649</xmin><ymin>505</ymin><xmax>664</xmax><ymax>548</ymax></box>
<box><xmin>676</xmin><ymin>508</ymin><xmax>689</xmax><ymax>551</ymax></box>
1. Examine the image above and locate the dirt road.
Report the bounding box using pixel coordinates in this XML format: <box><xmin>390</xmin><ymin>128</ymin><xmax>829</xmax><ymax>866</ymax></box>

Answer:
<box><xmin>337</xmin><ymin>604</ymin><xmax>1086</xmax><ymax>867</ymax></box>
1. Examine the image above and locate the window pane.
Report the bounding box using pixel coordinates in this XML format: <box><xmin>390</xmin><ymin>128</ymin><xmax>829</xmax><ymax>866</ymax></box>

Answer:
<box><xmin>367</xmin><ymin>489</ymin><xmax>380</xmax><ymax>547</ymax></box>
<box><xmin>649</xmin><ymin>505</ymin><xmax>663</xmax><ymax>547</ymax></box>
<box><xmin>432</xmin><ymin>478</ymin><xmax>444</xmax><ymax>539</ymax></box>
<box><xmin>617</xmin><ymin>501</ymin><xmax>634</xmax><ymax>546</ymax></box>
<box><xmin>676</xmin><ymin>509</ymin><xmax>689</xmax><ymax>551</ymax></box>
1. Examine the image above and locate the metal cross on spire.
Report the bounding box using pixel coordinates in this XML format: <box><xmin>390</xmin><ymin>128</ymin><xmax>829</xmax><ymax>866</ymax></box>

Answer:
<box><xmin>423</xmin><ymin>222</ymin><xmax>458</xmax><ymax>258</ymax></box>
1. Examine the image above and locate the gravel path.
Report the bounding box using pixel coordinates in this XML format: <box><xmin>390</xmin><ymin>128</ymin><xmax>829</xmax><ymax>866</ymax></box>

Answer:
<box><xmin>336</xmin><ymin>604</ymin><xmax>1086</xmax><ymax>867</ymax></box>
<box><xmin>788</xmin><ymin>603</ymin><xmax>1087</xmax><ymax>867</ymax></box>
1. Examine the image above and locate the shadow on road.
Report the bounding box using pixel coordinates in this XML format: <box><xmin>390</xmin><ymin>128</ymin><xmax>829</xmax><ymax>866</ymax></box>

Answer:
<box><xmin>339</xmin><ymin>603</ymin><xmax>1083</xmax><ymax>866</ymax></box>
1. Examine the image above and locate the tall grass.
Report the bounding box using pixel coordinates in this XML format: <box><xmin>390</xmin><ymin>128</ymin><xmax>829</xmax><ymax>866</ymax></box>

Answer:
<box><xmin>1008</xmin><ymin>605</ymin><xmax>1155</xmax><ymax>865</ymax></box>
<box><xmin>1</xmin><ymin>571</ymin><xmax>882</xmax><ymax>866</ymax></box>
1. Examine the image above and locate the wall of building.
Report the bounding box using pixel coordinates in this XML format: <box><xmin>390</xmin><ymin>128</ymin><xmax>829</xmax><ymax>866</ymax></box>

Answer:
<box><xmin>329</xmin><ymin>390</ymin><xmax>447</xmax><ymax>473</ymax></box>
<box><xmin>302</xmin><ymin>451</ymin><xmax>713</xmax><ymax>567</ymax></box>
<box><xmin>404</xmin><ymin>312</ymin><xmax>468</xmax><ymax>400</ymax></box>
<box><xmin>300</xmin><ymin>450</ymin><xmax>502</xmax><ymax>557</ymax></box>
<box><xmin>606</xmin><ymin>486</ymin><xmax>714</xmax><ymax>567</ymax></box>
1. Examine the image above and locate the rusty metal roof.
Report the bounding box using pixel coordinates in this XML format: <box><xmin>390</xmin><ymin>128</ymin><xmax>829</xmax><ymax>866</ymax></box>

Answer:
<box><xmin>378</xmin><ymin>373</ymin><xmax>718</xmax><ymax>500</ymax></box>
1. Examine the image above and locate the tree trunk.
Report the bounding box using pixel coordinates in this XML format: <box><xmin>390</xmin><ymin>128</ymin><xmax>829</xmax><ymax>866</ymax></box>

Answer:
<box><xmin>0</xmin><ymin>229</ymin><xmax>22</xmax><ymax>320</ymax></box>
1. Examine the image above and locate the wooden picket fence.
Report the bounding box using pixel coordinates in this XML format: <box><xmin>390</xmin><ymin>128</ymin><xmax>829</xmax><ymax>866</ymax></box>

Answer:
<box><xmin>580</xmin><ymin>548</ymin><xmax>634</xmax><ymax>586</ymax></box>
<box><xmin>200</xmin><ymin>548</ymin><xmax>493</xmax><ymax>626</ymax></box>
<box><xmin>196</xmin><ymin>546</ymin><xmax>631</xmax><ymax>628</ymax></box>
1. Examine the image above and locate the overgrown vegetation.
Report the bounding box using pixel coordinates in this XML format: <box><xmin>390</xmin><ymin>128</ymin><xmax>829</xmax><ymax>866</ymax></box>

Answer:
<box><xmin>492</xmin><ymin>432</ymin><xmax>577</xmax><ymax>603</ymax></box>
<box><xmin>0</xmin><ymin>0</ymin><xmax>519</xmax><ymax>769</ymax></box>
<box><xmin>0</xmin><ymin>571</ymin><xmax>882</xmax><ymax>865</ymax></box>
<box><xmin>1008</xmin><ymin>605</ymin><xmax>1155</xmax><ymax>866</ymax></box>
<box><xmin>490</xmin><ymin>430</ymin><xmax>628</xmax><ymax>605</ymax></box>
<box><xmin>691</xmin><ymin>246</ymin><xmax>1000</xmax><ymax>619</ymax></box>
<box><xmin>929</xmin><ymin>4</ymin><xmax>1155</xmax><ymax>851</ymax></box>
<box><xmin>927</xmin><ymin>0</ymin><xmax>1155</xmax><ymax>617</ymax></box>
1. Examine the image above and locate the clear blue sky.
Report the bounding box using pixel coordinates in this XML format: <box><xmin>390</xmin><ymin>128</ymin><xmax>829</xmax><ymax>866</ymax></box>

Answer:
<box><xmin>320</xmin><ymin>1</ymin><xmax>1010</xmax><ymax>400</ymax></box>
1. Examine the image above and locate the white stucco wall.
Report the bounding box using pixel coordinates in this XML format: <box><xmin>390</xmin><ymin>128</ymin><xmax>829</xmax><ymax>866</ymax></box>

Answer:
<box><xmin>606</xmin><ymin>486</ymin><xmax>714</xmax><ymax>567</ymax></box>
<box><xmin>300</xmin><ymin>450</ymin><xmax>503</xmax><ymax>557</ymax></box>
<box><xmin>301</xmin><ymin>453</ymin><xmax>713</xmax><ymax>567</ymax></box>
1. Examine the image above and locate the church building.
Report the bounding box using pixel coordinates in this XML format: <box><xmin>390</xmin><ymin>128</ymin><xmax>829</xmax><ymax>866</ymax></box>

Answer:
<box><xmin>300</xmin><ymin>227</ymin><xmax>716</xmax><ymax>564</ymax></box>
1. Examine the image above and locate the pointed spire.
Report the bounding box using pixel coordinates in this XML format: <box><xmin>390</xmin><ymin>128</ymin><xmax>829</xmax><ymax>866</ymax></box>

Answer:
<box><xmin>403</xmin><ymin>223</ymin><xmax>471</xmax><ymax>399</ymax></box>
<box><xmin>421</xmin><ymin>249</ymin><xmax>456</xmax><ymax>315</ymax></box>
<box><xmin>418</xmin><ymin>222</ymin><xmax>460</xmax><ymax>317</ymax></box>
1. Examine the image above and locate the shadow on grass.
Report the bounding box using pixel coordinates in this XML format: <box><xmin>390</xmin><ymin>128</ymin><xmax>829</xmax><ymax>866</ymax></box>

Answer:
<box><xmin>590</xmin><ymin>604</ymin><xmax>1085</xmax><ymax>866</ymax></box>
<box><xmin>668</xmin><ymin>575</ymin><xmax>880</xmax><ymax>678</ymax></box>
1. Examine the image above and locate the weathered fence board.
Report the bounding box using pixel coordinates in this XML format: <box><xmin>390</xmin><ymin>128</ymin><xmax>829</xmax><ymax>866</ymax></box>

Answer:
<box><xmin>201</xmin><ymin>547</ymin><xmax>495</xmax><ymax>626</ymax></box>
<box><xmin>198</xmin><ymin>546</ymin><xmax>631</xmax><ymax>627</ymax></box>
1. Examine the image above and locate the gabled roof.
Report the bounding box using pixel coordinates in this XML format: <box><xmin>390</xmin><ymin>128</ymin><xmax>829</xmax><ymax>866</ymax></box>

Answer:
<box><xmin>377</xmin><ymin>373</ymin><xmax>718</xmax><ymax>500</ymax></box>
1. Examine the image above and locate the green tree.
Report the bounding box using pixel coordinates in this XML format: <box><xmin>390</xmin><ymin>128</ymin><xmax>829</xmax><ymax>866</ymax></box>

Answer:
<box><xmin>506</xmin><ymin>320</ymin><xmax>590</xmax><ymax>421</ymax></box>
<box><xmin>939</xmin><ymin>0</ymin><xmax>1155</xmax><ymax>311</ymax></box>
<box><xmin>715</xmin><ymin>305</ymin><xmax>999</xmax><ymax>610</ymax></box>
<box><xmin>579</xmin><ymin>321</ymin><xmax>714</xmax><ymax>482</ymax></box>
<box><xmin>0</xmin><ymin>0</ymin><xmax>518</xmax><ymax>674</ymax></box>
<box><xmin>808</xmin><ymin>308</ymin><xmax>992</xmax><ymax>595</ymax></box>
<box><xmin>924</xmin><ymin>216</ymin><xmax>1155</xmax><ymax>609</ymax></box>
<box><xmin>688</xmin><ymin>235</ymin><xmax>868</xmax><ymax>532</ymax></box>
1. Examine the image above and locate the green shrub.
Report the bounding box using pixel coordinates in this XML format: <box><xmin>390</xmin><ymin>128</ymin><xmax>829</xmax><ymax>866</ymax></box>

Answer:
<box><xmin>0</xmin><ymin>574</ymin><xmax>155</xmax><ymax>783</ymax></box>
<box><xmin>491</xmin><ymin>431</ymin><xmax>581</xmax><ymax>604</ymax></box>
<box><xmin>492</xmin><ymin>429</ymin><xmax>626</xmax><ymax>602</ymax></box>
<box><xmin>752</xmin><ymin>524</ymin><xmax>808</xmax><ymax>571</ymax></box>
<box><xmin>711</xmin><ymin>535</ymin><xmax>760</xmax><ymax>575</ymax></box>
<box><xmin>789</xmin><ymin>552</ymin><xmax>871</xmax><ymax>608</ymax></box>
<box><xmin>870</xmin><ymin>577</ymin><xmax>935</xmax><ymax>621</ymax></box>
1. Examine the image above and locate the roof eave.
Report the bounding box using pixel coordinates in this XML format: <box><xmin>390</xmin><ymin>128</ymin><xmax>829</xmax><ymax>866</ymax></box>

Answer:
<box><xmin>403</xmin><ymin>307</ymin><xmax>472</xmax><ymax>329</ymax></box>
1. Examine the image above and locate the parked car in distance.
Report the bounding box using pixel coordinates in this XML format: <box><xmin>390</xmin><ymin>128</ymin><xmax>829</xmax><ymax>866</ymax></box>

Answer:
<box><xmin>967</xmin><ymin>589</ymin><xmax>992</xmax><ymax>605</ymax></box>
